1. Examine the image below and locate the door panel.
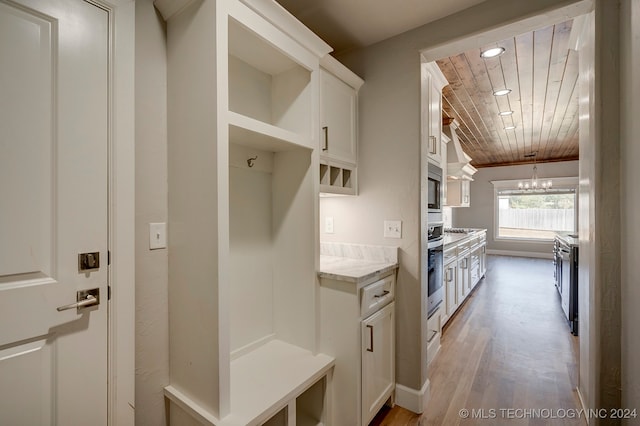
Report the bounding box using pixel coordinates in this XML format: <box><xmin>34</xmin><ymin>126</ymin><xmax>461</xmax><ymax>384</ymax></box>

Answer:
<box><xmin>361</xmin><ymin>302</ymin><xmax>395</xmax><ymax>426</ymax></box>
<box><xmin>0</xmin><ymin>0</ymin><xmax>108</xmax><ymax>424</ymax></box>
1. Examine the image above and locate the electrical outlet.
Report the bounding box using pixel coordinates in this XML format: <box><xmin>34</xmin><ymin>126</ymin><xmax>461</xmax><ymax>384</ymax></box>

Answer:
<box><xmin>325</xmin><ymin>217</ymin><xmax>334</xmax><ymax>234</ymax></box>
<box><xmin>384</xmin><ymin>220</ymin><xmax>402</xmax><ymax>238</ymax></box>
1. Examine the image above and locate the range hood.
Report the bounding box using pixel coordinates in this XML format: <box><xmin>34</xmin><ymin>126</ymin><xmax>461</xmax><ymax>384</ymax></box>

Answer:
<box><xmin>443</xmin><ymin>118</ymin><xmax>477</xmax><ymax>181</ymax></box>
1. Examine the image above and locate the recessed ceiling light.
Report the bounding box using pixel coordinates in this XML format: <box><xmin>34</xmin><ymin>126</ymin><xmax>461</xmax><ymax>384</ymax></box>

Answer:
<box><xmin>480</xmin><ymin>47</ymin><xmax>505</xmax><ymax>58</ymax></box>
<box><xmin>493</xmin><ymin>89</ymin><xmax>512</xmax><ymax>96</ymax></box>
<box><xmin>504</xmin><ymin>125</ymin><xmax>516</xmax><ymax>130</ymax></box>
<box><xmin>498</xmin><ymin>110</ymin><xmax>514</xmax><ymax>116</ymax></box>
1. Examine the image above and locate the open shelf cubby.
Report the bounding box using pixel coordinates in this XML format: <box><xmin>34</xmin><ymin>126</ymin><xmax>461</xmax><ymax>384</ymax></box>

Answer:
<box><xmin>226</xmin><ymin>137</ymin><xmax>333</xmax><ymax>424</ymax></box>
<box><xmin>228</xmin><ymin>17</ymin><xmax>312</xmax><ymax>139</ymax></box>
<box><xmin>319</xmin><ymin>160</ymin><xmax>356</xmax><ymax>195</ymax></box>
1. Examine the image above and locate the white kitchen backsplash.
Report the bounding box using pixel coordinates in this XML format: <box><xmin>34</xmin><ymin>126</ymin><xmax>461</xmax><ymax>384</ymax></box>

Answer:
<box><xmin>320</xmin><ymin>242</ymin><xmax>398</xmax><ymax>263</ymax></box>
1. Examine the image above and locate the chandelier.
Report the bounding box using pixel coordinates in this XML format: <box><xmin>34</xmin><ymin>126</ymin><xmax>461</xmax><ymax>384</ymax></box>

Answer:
<box><xmin>518</xmin><ymin>153</ymin><xmax>552</xmax><ymax>190</ymax></box>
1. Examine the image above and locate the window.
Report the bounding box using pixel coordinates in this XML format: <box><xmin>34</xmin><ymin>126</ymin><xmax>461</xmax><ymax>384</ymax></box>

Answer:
<box><xmin>492</xmin><ymin>177</ymin><xmax>578</xmax><ymax>241</ymax></box>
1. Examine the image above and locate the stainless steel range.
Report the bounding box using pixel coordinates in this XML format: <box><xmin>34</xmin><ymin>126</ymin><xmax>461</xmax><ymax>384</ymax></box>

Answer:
<box><xmin>554</xmin><ymin>233</ymin><xmax>578</xmax><ymax>335</ymax></box>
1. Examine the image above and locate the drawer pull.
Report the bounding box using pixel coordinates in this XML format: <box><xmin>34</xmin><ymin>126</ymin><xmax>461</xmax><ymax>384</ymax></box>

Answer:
<box><xmin>322</xmin><ymin>126</ymin><xmax>329</xmax><ymax>151</ymax></box>
<box><xmin>374</xmin><ymin>290</ymin><xmax>390</xmax><ymax>298</ymax></box>
<box><xmin>366</xmin><ymin>325</ymin><xmax>374</xmax><ymax>352</ymax></box>
<box><xmin>427</xmin><ymin>329</ymin><xmax>438</xmax><ymax>344</ymax></box>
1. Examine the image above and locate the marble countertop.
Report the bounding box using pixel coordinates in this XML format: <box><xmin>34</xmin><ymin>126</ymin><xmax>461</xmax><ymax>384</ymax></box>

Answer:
<box><xmin>319</xmin><ymin>256</ymin><xmax>398</xmax><ymax>284</ymax></box>
<box><xmin>443</xmin><ymin>233</ymin><xmax>471</xmax><ymax>246</ymax></box>
<box><xmin>555</xmin><ymin>232</ymin><xmax>579</xmax><ymax>247</ymax></box>
<box><xmin>443</xmin><ymin>228</ymin><xmax>487</xmax><ymax>247</ymax></box>
<box><xmin>318</xmin><ymin>242</ymin><xmax>399</xmax><ymax>284</ymax></box>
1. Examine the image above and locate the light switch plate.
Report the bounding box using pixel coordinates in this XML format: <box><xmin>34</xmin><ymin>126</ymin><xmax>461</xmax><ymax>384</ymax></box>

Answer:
<box><xmin>149</xmin><ymin>222</ymin><xmax>167</xmax><ymax>250</ymax></box>
<box><xmin>325</xmin><ymin>217</ymin><xmax>334</xmax><ymax>234</ymax></box>
<box><xmin>384</xmin><ymin>220</ymin><xmax>402</xmax><ymax>238</ymax></box>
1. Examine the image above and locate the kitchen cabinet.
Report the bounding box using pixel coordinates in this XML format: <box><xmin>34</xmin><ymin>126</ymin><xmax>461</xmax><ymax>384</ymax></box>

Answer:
<box><xmin>441</xmin><ymin>132</ymin><xmax>450</xmax><ymax>204</ymax></box>
<box><xmin>426</xmin><ymin>305</ymin><xmax>442</xmax><ymax>367</ymax></box>
<box><xmin>442</xmin><ymin>244</ymin><xmax>457</xmax><ymax>322</ymax></box>
<box><xmin>422</xmin><ymin>62</ymin><xmax>448</xmax><ymax>167</ymax></box>
<box><xmin>319</xmin><ymin>266</ymin><xmax>397</xmax><ymax>426</ymax></box>
<box><xmin>444</xmin><ymin>261</ymin><xmax>458</xmax><ymax>319</ymax></box>
<box><xmin>458</xmin><ymin>254</ymin><xmax>470</xmax><ymax>298</ymax></box>
<box><xmin>159</xmin><ymin>1</ymin><xmax>334</xmax><ymax>423</ymax></box>
<box><xmin>361</xmin><ymin>302</ymin><xmax>395</xmax><ymax>426</ymax></box>
<box><xmin>319</xmin><ymin>56</ymin><xmax>364</xmax><ymax>195</ymax></box>
<box><xmin>447</xmin><ymin>179</ymin><xmax>471</xmax><ymax>207</ymax></box>
<box><xmin>441</xmin><ymin>229</ymin><xmax>487</xmax><ymax>327</ymax></box>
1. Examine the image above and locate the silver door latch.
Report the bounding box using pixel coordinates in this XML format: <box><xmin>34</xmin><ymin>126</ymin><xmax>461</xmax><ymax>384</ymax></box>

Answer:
<box><xmin>57</xmin><ymin>288</ymin><xmax>100</xmax><ymax>312</ymax></box>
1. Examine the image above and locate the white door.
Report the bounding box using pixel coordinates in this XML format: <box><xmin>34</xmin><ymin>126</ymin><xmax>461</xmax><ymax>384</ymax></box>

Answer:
<box><xmin>0</xmin><ymin>0</ymin><xmax>109</xmax><ymax>424</ymax></box>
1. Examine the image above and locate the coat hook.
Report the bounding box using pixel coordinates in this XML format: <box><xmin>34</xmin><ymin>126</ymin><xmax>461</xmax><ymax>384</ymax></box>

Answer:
<box><xmin>247</xmin><ymin>156</ymin><xmax>258</xmax><ymax>168</ymax></box>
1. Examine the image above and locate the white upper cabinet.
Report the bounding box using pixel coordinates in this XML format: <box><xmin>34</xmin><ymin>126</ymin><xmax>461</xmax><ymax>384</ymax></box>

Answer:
<box><xmin>320</xmin><ymin>56</ymin><xmax>363</xmax><ymax>164</ymax></box>
<box><xmin>321</xmin><ymin>69</ymin><xmax>358</xmax><ymax>162</ymax></box>
<box><xmin>447</xmin><ymin>179</ymin><xmax>471</xmax><ymax>207</ymax></box>
<box><xmin>422</xmin><ymin>62</ymin><xmax>448</xmax><ymax>167</ymax></box>
<box><xmin>319</xmin><ymin>55</ymin><xmax>363</xmax><ymax>195</ymax></box>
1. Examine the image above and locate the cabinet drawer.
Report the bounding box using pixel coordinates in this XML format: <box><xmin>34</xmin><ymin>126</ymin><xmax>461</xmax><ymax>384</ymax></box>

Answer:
<box><xmin>457</xmin><ymin>239</ymin><xmax>472</xmax><ymax>254</ymax></box>
<box><xmin>361</xmin><ymin>274</ymin><xmax>395</xmax><ymax>318</ymax></box>
<box><xmin>444</xmin><ymin>245</ymin><xmax>457</xmax><ymax>264</ymax></box>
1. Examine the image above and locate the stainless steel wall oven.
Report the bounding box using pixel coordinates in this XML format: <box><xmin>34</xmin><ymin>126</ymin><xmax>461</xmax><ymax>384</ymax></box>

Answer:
<box><xmin>427</xmin><ymin>223</ymin><xmax>444</xmax><ymax>318</ymax></box>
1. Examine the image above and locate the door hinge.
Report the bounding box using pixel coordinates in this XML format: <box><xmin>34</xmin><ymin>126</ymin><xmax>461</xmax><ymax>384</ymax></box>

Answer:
<box><xmin>108</xmin><ymin>286</ymin><xmax>111</xmax><ymax>300</ymax></box>
<box><xmin>108</xmin><ymin>250</ymin><xmax>111</xmax><ymax>265</ymax></box>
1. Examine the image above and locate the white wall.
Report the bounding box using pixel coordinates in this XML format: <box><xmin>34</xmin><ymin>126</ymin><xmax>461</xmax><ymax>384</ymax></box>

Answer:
<box><xmin>452</xmin><ymin>161</ymin><xmax>579</xmax><ymax>257</ymax></box>
<box><xmin>619</xmin><ymin>0</ymin><xmax>640</xmax><ymax>411</ymax></box>
<box><xmin>135</xmin><ymin>1</ymin><xmax>169</xmax><ymax>424</ymax></box>
<box><xmin>330</xmin><ymin>0</ymin><xmax>591</xmax><ymax>400</ymax></box>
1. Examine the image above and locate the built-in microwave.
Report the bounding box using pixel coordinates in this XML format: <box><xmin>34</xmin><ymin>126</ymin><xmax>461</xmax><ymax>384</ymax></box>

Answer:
<box><xmin>427</xmin><ymin>163</ymin><xmax>443</xmax><ymax>213</ymax></box>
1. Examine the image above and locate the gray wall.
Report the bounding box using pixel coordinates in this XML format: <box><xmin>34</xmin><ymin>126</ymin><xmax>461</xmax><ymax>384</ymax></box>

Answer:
<box><xmin>452</xmin><ymin>161</ymin><xmax>579</xmax><ymax>257</ymax></box>
<box><xmin>619</xmin><ymin>0</ymin><xmax>640</xmax><ymax>412</ymax></box>
<box><xmin>135</xmin><ymin>1</ymin><xmax>169</xmax><ymax>424</ymax></box>
<box><xmin>329</xmin><ymin>0</ymin><xmax>589</xmax><ymax>396</ymax></box>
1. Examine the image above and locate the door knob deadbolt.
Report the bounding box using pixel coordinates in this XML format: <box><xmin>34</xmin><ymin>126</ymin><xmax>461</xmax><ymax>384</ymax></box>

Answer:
<box><xmin>78</xmin><ymin>252</ymin><xmax>100</xmax><ymax>271</ymax></box>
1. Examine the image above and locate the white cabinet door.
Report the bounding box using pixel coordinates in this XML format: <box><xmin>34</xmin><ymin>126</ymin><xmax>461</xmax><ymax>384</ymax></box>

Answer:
<box><xmin>445</xmin><ymin>264</ymin><xmax>457</xmax><ymax>317</ymax></box>
<box><xmin>446</xmin><ymin>179</ymin><xmax>471</xmax><ymax>207</ymax></box>
<box><xmin>0</xmin><ymin>0</ymin><xmax>109</xmax><ymax>424</ymax></box>
<box><xmin>361</xmin><ymin>302</ymin><xmax>395</xmax><ymax>426</ymax></box>
<box><xmin>427</xmin><ymin>79</ymin><xmax>443</xmax><ymax>166</ymax></box>
<box><xmin>321</xmin><ymin>69</ymin><xmax>357</xmax><ymax>163</ymax></box>
<box><xmin>458</xmin><ymin>256</ymin><xmax>470</xmax><ymax>299</ymax></box>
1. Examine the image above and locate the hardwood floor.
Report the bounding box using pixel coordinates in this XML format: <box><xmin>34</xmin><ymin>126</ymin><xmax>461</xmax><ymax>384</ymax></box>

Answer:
<box><xmin>372</xmin><ymin>255</ymin><xmax>582</xmax><ymax>425</ymax></box>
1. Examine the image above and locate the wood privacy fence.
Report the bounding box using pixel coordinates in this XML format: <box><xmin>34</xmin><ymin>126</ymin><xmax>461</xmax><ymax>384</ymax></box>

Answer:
<box><xmin>498</xmin><ymin>208</ymin><xmax>575</xmax><ymax>231</ymax></box>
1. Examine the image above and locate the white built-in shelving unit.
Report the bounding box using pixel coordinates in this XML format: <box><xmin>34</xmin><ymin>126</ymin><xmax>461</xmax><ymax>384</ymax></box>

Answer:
<box><xmin>155</xmin><ymin>0</ymin><xmax>334</xmax><ymax>423</ymax></box>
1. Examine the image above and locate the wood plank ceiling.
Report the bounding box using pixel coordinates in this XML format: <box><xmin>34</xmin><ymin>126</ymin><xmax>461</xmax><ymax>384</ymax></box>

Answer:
<box><xmin>437</xmin><ymin>20</ymin><xmax>579</xmax><ymax>168</ymax></box>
